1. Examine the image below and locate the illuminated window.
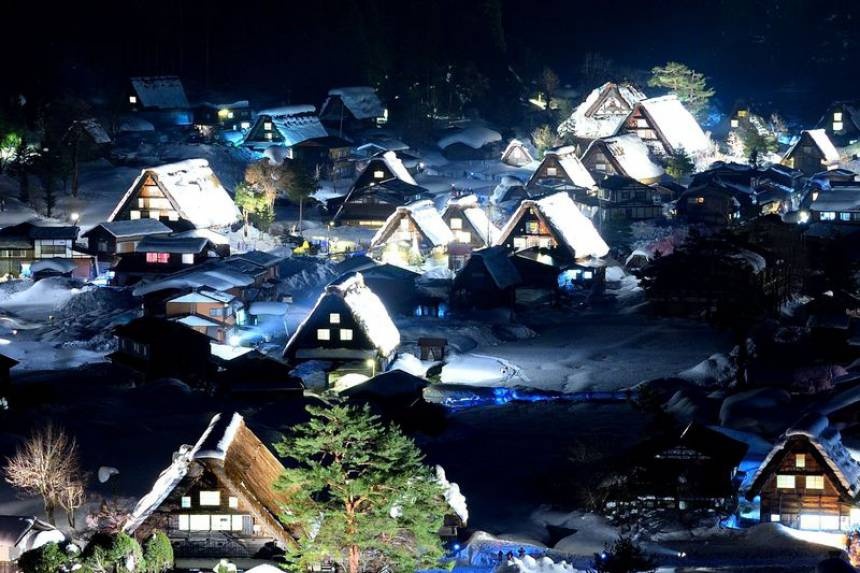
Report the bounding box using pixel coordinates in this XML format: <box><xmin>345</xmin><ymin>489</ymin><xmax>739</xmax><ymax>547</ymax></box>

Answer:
<box><xmin>199</xmin><ymin>491</ymin><xmax>221</xmax><ymax>506</ymax></box>
<box><xmin>129</xmin><ymin>95</ymin><xmax>137</xmax><ymax>104</ymax></box>
<box><xmin>795</xmin><ymin>454</ymin><xmax>805</xmax><ymax>468</ymax></box>
<box><xmin>178</xmin><ymin>515</ymin><xmax>190</xmax><ymax>530</ymax></box>
<box><xmin>834</xmin><ymin>121</ymin><xmax>844</xmax><ymax>131</ymax></box>
<box><xmin>812</xmin><ymin>191</ymin><xmax>820</xmax><ymax>202</ymax></box>
<box><xmin>211</xmin><ymin>515</ymin><xmax>232</xmax><ymax>531</ymax></box>
<box><xmin>130</xmin><ymin>210</ymin><xmax>141</xmax><ymax>220</ymax></box>
<box><xmin>228</xmin><ymin>496</ymin><xmax>238</xmax><ymax>509</ymax></box>
<box><xmin>231</xmin><ymin>515</ymin><xmax>244</xmax><ymax>531</ymax></box>
<box><xmin>770</xmin><ymin>514</ymin><xmax>780</xmax><ymax>522</ymax></box>
<box><xmin>738</xmin><ymin>110</ymin><xmax>748</xmax><ymax>118</ymax></box>
<box><xmin>834</xmin><ymin>112</ymin><xmax>843</xmax><ymax>121</ymax></box>
<box><xmin>240</xmin><ymin>121</ymin><xmax>250</xmax><ymax>129</ymax></box>
<box><xmin>595</xmin><ymin>162</ymin><xmax>607</xmax><ymax>172</ymax></box>
<box><xmin>583</xmin><ymin>271</ymin><xmax>593</xmax><ymax>280</ymax></box>
<box><xmin>181</xmin><ymin>496</ymin><xmax>192</xmax><ymax>508</ymax></box>
<box><xmin>145</xmin><ymin>252</ymin><xmax>170</xmax><ymax>264</ymax></box>
<box><xmin>456</xmin><ymin>231</ymin><xmax>471</xmax><ymax>243</ymax></box>
<box><xmin>526</xmin><ymin>221</ymin><xmax>539</xmax><ymax>234</ymax></box>
<box><xmin>636</xmin><ymin>118</ymin><xmax>649</xmax><ymax>128</ymax></box>
<box><xmin>776</xmin><ymin>475</ymin><xmax>795</xmax><ymax>489</ymax></box>
<box><xmin>265</xmin><ymin>132</ymin><xmax>273</xmax><ymax>140</ymax></box>
<box><xmin>181</xmin><ymin>253</ymin><xmax>194</xmax><ymax>265</ymax></box>
<box><xmin>545</xmin><ymin>167</ymin><xmax>558</xmax><ymax>177</ymax></box>
<box><xmin>806</xmin><ymin>475</ymin><xmax>824</xmax><ymax>490</ymax></box>
<box><xmin>189</xmin><ymin>514</ymin><xmax>210</xmax><ymax>530</ymax></box>
<box><xmin>695</xmin><ymin>197</ymin><xmax>705</xmax><ymax>204</ymax></box>
<box><xmin>840</xmin><ymin>212</ymin><xmax>852</xmax><ymax>221</ymax></box>
<box><xmin>264</xmin><ymin>122</ymin><xmax>272</xmax><ymax>131</ymax></box>
<box><xmin>373</xmin><ymin>170</ymin><xmax>385</xmax><ymax>179</ymax></box>
<box><xmin>330</xmin><ymin>313</ymin><xmax>341</xmax><ymax>324</ymax></box>
<box><xmin>228</xmin><ymin>111</ymin><xmax>234</xmax><ymax>119</ymax></box>
<box><xmin>450</xmin><ymin>218</ymin><xmax>462</xmax><ymax>230</ymax></box>
<box><xmin>339</xmin><ymin>329</ymin><xmax>353</xmax><ymax>341</ymax></box>
<box><xmin>730</xmin><ymin>119</ymin><xmax>739</xmax><ymax>128</ymax></box>
<box><xmin>317</xmin><ymin>329</ymin><xmax>330</xmax><ymax>341</ymax></box>
<box><xmin>820</xmin><ymin>211</ymin><xmax>836</xmax><ymax>221</ymax></box>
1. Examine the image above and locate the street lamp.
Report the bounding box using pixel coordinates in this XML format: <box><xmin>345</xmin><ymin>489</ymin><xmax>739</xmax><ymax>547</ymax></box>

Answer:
<box><xmin>70</xmin><ymin>212</ymin><xmax>80</xmax><ymax>224</ymax></box>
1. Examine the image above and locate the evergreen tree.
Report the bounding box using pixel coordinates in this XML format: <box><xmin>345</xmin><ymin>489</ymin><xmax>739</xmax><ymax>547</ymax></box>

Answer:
<box><xmin>664</xmin><ymin>147</ymin><xmax>695</xmax><ymax>180</ymax></box>
<box><xmin>594</xmin><ymin>536</ymin><xmax>656</xmax><ymax>573</ymax></box>
<box><xmin>234</xmin><ymin>182</ymin><xmax>272</xmax><ymax>234</ymax></box>
<box><xmin>142</xmin><ymin>531</ymin><xmax>173</xmax><ymax>573</ymax></box>
<box><xmin>18</xmin><ymin>543</ymin><xmax>69</xmax><ymax>573</ymax></box>
<box><xmin>739</xmin><ymin>125</ymin><xmax>778</xmax><ymax>165</ymax></box>
<box><xmin>648</xmin><ymin>62</ymin><xmax>715</xmax><ymax>118</ymax></box>
<box><xmin>273</xmin><ymin>404</ymin><xmax>449</xmax><ymax>573</ymax></box>
<box><xmin>531</xmin><ymin>124</ymin><xmax>559</xmax><ymax>156</ymax></box>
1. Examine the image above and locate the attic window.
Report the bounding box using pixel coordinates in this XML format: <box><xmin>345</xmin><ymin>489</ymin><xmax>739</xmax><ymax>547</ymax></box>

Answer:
<box><xmin>199</xmin><ymin>491</ymin><xmax>221</xmax><ymax>506</ymax></box>
<box><xmin>129</xmin><ymin>95</ymin><xmax>137</xmax><ymax>104</ymax></box>
<box><xmin>265</xmin><ymin>133</ymin><xmax>273</xmax><ymax>140</ymax></box>
<box><xmin>317</xmin><ymin>329</ymin><xmax>331</xmax><ymax>341</ymax></box>
<box><xmin>146</xmin><ymin>252</ymin><xmax>170</xmax><ymax>264</ymax></box>
<box><xmin>834</xmin><ymin>121</ymin><xmax>844</xmax><ymax>131</ymax></box>
<box><xmin>776</xmin><ymin>475</ymin><xmax>795</xmax><ymax>489</ymax></box>
<box><xmin>264</xmin><ymin>122</ymin><xmax>273</xmax><ymax>131</ymax></box>
<box><xmin>330</xmin><ymin>313</ymin><xmax>341</xmax><ymax>324</ymax></box>
<box><xmin>805</xmin><ymin>475</ymin><xmax>824</xmax><ymax>490</ymax></box>
<box><xmin>834</xmin><ymin>112</ymin><xmax>843</xmax><ymax>122</ymax></box>
<box><xmin>695</xmin><ymin>197</ymin><xmax>705</xmax><ymax>205</ymax></box>
<box><xmin>730</xmin><ymin>119</ymin><xmax>739</xmax><ymax>128</ymax></box>
<box><xmin>795</xmin><ymin>454</ymin><xmax>805</xmax><ymax>468</ymax></box>
<box><xmin>181</xmin><ymin>253</ymin><xmax>194</xmax><ymax>265</ymax></box>
<box><xmin>738</xmin><ymin>110</ymin><xmax>748</xmax><ymax>118</ymax></box>
<box><xmin>228</xmin><ymin>496</ymin><xmax>238</xmax><ymax>509</ymax></box>
<box><xmin>181</xmin><ymin>496</ymin><xmax>191</xmax><ymax>508</ymax></box>
<box><xmin>373</xmin><ymin>170</ymin><xmax>385</xmax><ymax>179</ymax></box>
<box><xmin>340</xmin><ymin>328</ymin><xmax>353</xmax><ymax>341</ymax></box>
<box><xmin>770</xmin><ymin>514</ymin><xmax>780</xmax><ymax>522</ymax></box>
<box><xmin>545</xmin><ymin>167</ymin><xmax>558</xmax><ymax>177</ymax></box>
<box><xmin>450</xmin><ymin>218</ymin><xmax>463</xmax><ymax>230</ymax></box>
<box><xmin>130</xmin><ymin>210</ymin><xmax>141</xmax><ymax>220</ymax></box>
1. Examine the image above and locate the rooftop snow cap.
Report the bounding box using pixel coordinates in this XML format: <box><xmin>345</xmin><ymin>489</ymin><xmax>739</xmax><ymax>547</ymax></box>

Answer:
<box><xmin>326</xmin><ymin>86</ymin><xmax>385</xmax><ymax>120</ymax></box>
<box><xmin>438</xmin><ymin>126</ymin><xmax>502</xmax><ymax>150</ymax></box>
<box><xmin>371</xmin><ymin>200</ymin><xmax>454</xmax><ymax>249</ymax></box>
<box><xmin>635</xmin><ymin>95</ymin><xmax>711</xmax><ymax>155</ymax></box>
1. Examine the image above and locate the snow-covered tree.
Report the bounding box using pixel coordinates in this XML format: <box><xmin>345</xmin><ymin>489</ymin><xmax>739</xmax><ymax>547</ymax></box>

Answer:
<box><xmin>273</xmin><ymin>404</ymin><xmax>449</xmax><ymax>573</ymax></box>
<box><xmin>648</xmin><ymin>62</ymin><xmax>714</xmax><ymax>118</ymax></box>
<box><xmin>531</xmin><ymin>124</ymin><xmax>560</xmax><ymax>156</ymax></box>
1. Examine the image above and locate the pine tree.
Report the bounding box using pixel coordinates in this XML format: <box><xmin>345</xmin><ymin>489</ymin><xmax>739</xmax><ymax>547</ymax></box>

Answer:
<box><xmin>648</xmin><ymin>62</ymin><xmax>715</xmax><ymax>118</ymax></box>
<box><xmin>273</xmin><ymin>404</ymin><xmax>449</xmax><ymax>573</ymax></box>
<box><xmin>664</xmin><ymin>147</ymin><xmax>695</xmax><ymax>180</ymax></box>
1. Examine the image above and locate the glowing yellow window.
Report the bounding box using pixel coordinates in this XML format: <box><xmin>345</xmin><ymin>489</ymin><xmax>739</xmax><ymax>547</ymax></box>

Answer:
<box><xmin>738</xmin><ymin>110</ymin><xmax>748</xmax><ymax>117</ymax></box>
<box><xmin>795</xmin><ymin>454</ymin><xmax>806</xmax><ymax>468</ymax></box>
<box><xmin>450</xmin><ymin>218</ymin><xmax>463</xmax><ymax>230</ymax></box>
<box><xmin>330</xmin><ymin>313</ymin><xmax>341</xmax><ymax>324</ymax></box>
<box><xmin>834</xmin><ymin>112</ymin><xmax>843</xmax><ymax>121</ymax></box>
<box><xmin>546</xmin><ymin>167</ymin><xmax>558</xmax><ymax>177</ymax></box>
<box><xmin>776</xmin><ymin>475</ymin><xmax>795</xmax><ymax>489</ymax></box>
<box><xmin>805</xmin><ymin>475</ymin><xmax>824</xmax><ymax>490</ymax></box>
<box><xmin>317</xmin><ymin>329</ymin><xmax>330</xmax><ymax>341</ymax></box>
<box><xmin>340</xmin><ymin>329</ymin><xmax>353</xmax><ymax>341</ymax></box>
<box><xmin>373</xmin><ymin>170</ymin><xmax>385</xmax><ymax>179</ymax></box>
<box><xmin>695</xmin><ymin>197</ymin><xmax>705</xmax><ymax>204</ymax></box>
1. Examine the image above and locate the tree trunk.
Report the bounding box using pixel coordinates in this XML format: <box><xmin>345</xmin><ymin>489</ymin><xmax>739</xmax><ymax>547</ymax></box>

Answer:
<box><xmin>348</xmin><ymin>544</ymin><xmax>360</xmax><ymax>573</ymax></box>
<box><xmin>243</xmin><ymin>211</ymin><xmax>249</xmax><ymax>237</ymax></box>
<box><xmin>67</xmin><ymin>507</ymin><xmax>75</xmax><ymax>529</ymax></box>
<box><xmin>44</xmin><ymin>500</ymin><xmax>55</xmax><ymax>525</ymax></box>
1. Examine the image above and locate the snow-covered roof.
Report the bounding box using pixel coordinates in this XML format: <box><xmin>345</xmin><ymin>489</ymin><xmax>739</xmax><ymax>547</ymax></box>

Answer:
<box><xmin>124</xmin><ymin>413</ymin><xmax>243</xmax><ymax>533</ymax></box>
<box><xmin>380</xmin><ymin>151</ymin><xmax>417</xmax><ymax>186</ymax></box>
<box><xmin>130</xmin><ymin>76</ymin><xmax>190</xmax><ymax>109</ymax></box>
<box><xmin>167</xmin><ymin>291</ymin><xmax>225</xmax><ymax>304</ymax></box>
<box><xmin>173</xmin><ymin>315</ymin><xmax>220</xmax><ymax>328</ymax></box>
<box><xmin>443</xmin><ymin>195</ymin><xmax>500</xmax><ymax>245</ymax></box>
<box><xmin>198</xmin><ymin>100</ymin><xmax>251</xmax><ymax>110</ymax></box>
<box><xmin>438</xmin><ymin>127</ymin><xmax>503</xmax><ymax>150</ymax></box>
<box><xmin>87</xmin><ymin>219</ymin><xmax>172</xmax><ymax>239</ymax></box>
<box><xmin>491</xmin><ymin>175</ymin><xmax>526</xmax><ymax>205</ymax></box>
<box><xmin>496</xmin><ymin>192</ymin><xmax>609</xmax><ymax>259</ymax></box>
<box><xmin>110</xmin><ymin>159</ymin><xmax>241</xmax><ymax>229</ymax></box>
<box><xmin>749</xmin><ymin>415</ymin><xmax>860</xmax><ymax>498</ymax></box>
<box><xmin>810</xmin><ymin>186</ymin><xmax>860</xmax><ymax>212</ymax></box>
<box><xmin>586</xmin><ymin>134</ymin><xmax>664</xmax><ymax>182</ymax></box>
<box><xmin>286</xmin><ymin>272</ymin><xmax>400</xmax><ymax>357</ymax></box>
<box><xmin>30</xmin><ymin>258</ymin><xmax>77</xmax><ymax>275</ymax></box>
<box><xmin>371</xmin><ymin>200</ymin><xmax>454</xmax><ymax>249</ymax></box>
<box><xmin>250</xmin><ymin>108</ymin><xmax>328</xmax><ymax>148</ymax></box>
<box><xmin>636</xmin><ymin>95</ymin><xmax>711</xmax><ymax>155</ymax></box>
<box><xmin>529</xmin><ymin>149</ymin><xmax>596</xmax><ymax>190</ymax></box>
<box><xmin>500</xmin><ymin>138</ymin><xmax>535</xmax><ymax>164</ymax></box>
<box><xmin>249</xmin><ymin>301</ymin><xmax>290</xmax><ymax>316</ymax></box>
<box><xmin>557</xmin><ymin>82</ymin><xmax>647</xmax><ymax>140</ymax></box>
<box><xmin>0</xmin><ymin>516</ymin><xmax>63</xmax><ymax>553</ymax></box>
<box><xmin>326</xmin><ymin>87</ymin><xmax>385</xmax><ymax>120</ymax></box>
<box><xmin>785</xmin><ymin>129</ymin><xmax>840</xmax><ymax>165</ymax></box>
<box><xmin>78</xmin><ymin>118</ymin><xmax>111</xmax><ymax>144</ymax></box>
<box><xmin>132</xmin><ymin>267</ymin><xmax>255</xmax><ymax>297</ymax></box>
<box><xmin>171</xmin><ymin>228</ymin><xmax>230</xmax><ymax>245</ymax></box>
<box><xmin>136</xmin><ymin>235</ymin><xmax>210</xmax><ymax>254</ymax></box>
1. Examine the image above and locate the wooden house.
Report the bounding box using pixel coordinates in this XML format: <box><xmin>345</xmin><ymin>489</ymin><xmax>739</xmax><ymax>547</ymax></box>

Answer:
<box><xmin>607</xmin><ymin>424</ymin><xmax>748</xmax><ymax>524</ymax></box>
<box><xmin>452</xmin><ymin>246</ymin><xmax>521</xmax><ymax>309</ymax></box>
<box><xmin>127</xmin><ymin>76</ymin><xmax>192</xmax><ymax>127</ymax></box>
<box><xmin>526</xmin><ymin>147</ymin><xmax>596</xmax><ymax>193</ymax></box>
<box><xmin>581</xmin><ymin>134</ymin><xmax>664</xmax><ymax>185</ymax></box>
<box><xmin>283</xmin><ymin>272</ymin><xmax>399</xmax><ymax>384</ymax></box>
<box><xmin>490</xmin><ymin>176</ymin><xmax>532</xmax><ymax>212</ymax></box>
<box><xmin>500</xmin><ymin>138</ymin><xmax>535</xmax><ymax>167</ymax></box>
<box><xmin>331</xmin><ymin>152</ymin><xmax>430</xmax><ymax>227</ymax></box>
<box><xmin>596</xmin><ymin>176</ymin><xmax>664</xmax><ymax>222</ymax></box>
<box><xmin>370</xmin><ymin>200</ymin><xmax>453</xmax><ymax>263</ymax></box>
<box><xmin>441</xmin><ymin>195</ymin><xmax>500</xmax><ymax>270</ymax></box>
<box><xmin>495</xmin><ymin>191</ymin><xmax>609</xmax><ymax>263</ymax></box>
<box><xmin>0</xmin><ymin>223</ymin><xmax>89</xmax><ymax>278</ymax></box>
<box><xmin>557</xmin><ymin>82</ymin><xmax>647</xmax><ymax>140</ymax></box>
<box><xmin>746</xmin><ymin>415</ymin><xmax>860</xmax><ymax>531</ymax></box>
<box><xmin>124</xmin><ymin>412</ymin><xmax>299</xmax><ymax>563</ymax></box>
<box><xmin>166</xmin><ymin>289</ymin><xmax>245</xmax><ymax>344</ymax></box>
<box><xmin>320</xmin><ymin>86</ymin><xmax>386</xmax><ymax>133</ymax></box>
<box><xmin>437</xmin><ymin>127</ymin><xmax>503</xmax><ymax>160</ymax></box>
<box><xmin>808</xmin><ymin>185</ymin><xmax>860</xmax><ymax>224</ymax></box>
<box><xmin>108</xmin><ymin>159</ymin><xmax>241</xmax><ymax>231</ymax></box>
<box><xmin>816</xmin><ymin>101</ymin><xmax>860</xmax><ymax>148</ymax></box>
<box><xmin>112</xmin><ymin>236</ymin><xmax>219</xmax><ymax>286</ymax></box>
<box><xmin>213</xmin><ymin>352</ymin><xmax>303</xmax><ymax>397</ymax></box>
<box><xmin>109</xmin><ymin>316</ymin><xmax>212</xmax><ymax>382</ymax></box>
<box><xmin>193</xmin><ymin>100</ymin><xmax>252</xmax><ymax>131</ymax></box>
<box><xmin>782</xmin><ymin>129</ymin><xmax>840</xmax><ymax>175</ymax></box>
<box><xmin>0</xmin><ymin>353</ymin><xmax>18</xmax><ymax>397</ymax></box>
<box><xmin>82</xmin><ymin>219</ymin><xmax>172</xmax><ymax>261</ymax></box>
<box><xmin>620</xmin><ymin>95</ymin><xmax>711</xmax><ymax>157</ymax></box>
<box><xmin>0</xmin><ymin>516</ymin><xmax>63</xmax><ymax>564</ymax></box>
<box><xmin>291</xmin><ymin>135</ymin><xmax>353</xmax><ymax>179</ymax></box>
<box><xmin>676</xmin><ymin>181</ymin><xmax>753</xmax><ymax>226</ymax></box>
<box><xmin>241</xmin><ymin>106</ymin><xmax>328</xmax><ymax>155</ymax></box>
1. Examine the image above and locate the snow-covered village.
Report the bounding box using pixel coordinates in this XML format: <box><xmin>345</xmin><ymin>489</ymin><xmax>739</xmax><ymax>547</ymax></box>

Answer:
<box><xmin>2</xmin><ymin>1</ymin><xmax>860</xmax><ymax>572</ymax></box>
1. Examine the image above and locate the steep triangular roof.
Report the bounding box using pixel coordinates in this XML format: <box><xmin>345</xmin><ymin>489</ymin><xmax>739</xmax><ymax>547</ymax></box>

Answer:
<box><xmin>500</xmin><ymin>138</ymin><xmax>535</xmax><ymax>166</ymax></box>
<box><xmin>527</xmin><ymin>147</ymin><xmax>596</xmax><ymax>190</ymax></box>
<box><xmin>243</xmin><ymin>106</ymin><xmax>328</xmax><ymax>147</ymax></box>
<box><xmin>323</xmin><ymin>87</ymin><xmax>385</xmax><ymax>120</ymax></box>
<box><xmin>130</xmin><ymin>76</ymin><xmax>190</xmax><ymax>109</ymax></box>
<box><xmin>628</xmin><ymin>95</ymin><xmax>710</xmax><ymax>155</ymax></box>
<box><xmin>583</xmin><ymin>134</ymin><xmax>665</xmax><ymax>183</ymax></box>
<box><xmin>557</xmin><ymin>82</ymin><xmax>647</xmax><ymax>140</ymax></box>
<box><xmin>371</xmin><ymin>200</ymin><xmax>454</xmax><ymax>249</ymax></box>
<box><xmin>109</xmin><ymin>159</ymin><xmax>241</xmax><ymax>229</ymax></box>
<box><xmin>495</xmin><ymin>191</ymin><xmax>609</xmax><ymax>259</ymax></box>
<box><xmin>783</xmin><ymin>129</ymin><xmax>840</xmax><ymax>165</ymax></box>
<box><xmin>442</xmin><ymin>195</ymin><xmax>500</xmax><ymax>246</ymax></box>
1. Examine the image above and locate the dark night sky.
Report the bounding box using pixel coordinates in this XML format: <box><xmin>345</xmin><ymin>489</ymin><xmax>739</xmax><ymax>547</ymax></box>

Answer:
<box><xmin>6</xmin><ymin>0</ymin><xmax>860</xmax><ymax>122</ymax></box>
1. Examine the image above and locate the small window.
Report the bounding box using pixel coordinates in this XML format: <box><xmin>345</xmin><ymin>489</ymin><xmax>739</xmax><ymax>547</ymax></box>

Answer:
<box><xmin>178</xmin><ymin>514</ymin><xmax>190</xmax><ymax>530</ymax></box>
<box><xmin>776</xmin><ymin>475</ymin><xmax>795</xmax><ymax>489</ymax></box>
<box><xmin>695</xmin><ymin>197</ymin><xmax>705</xmax><ymax>205</ymax></box>
<box><xmin>545</xmin><ymin>167</ymin><xmax>558</xmax><ymax>177</ymax></box>
<box><xmin>265</xmin><ymin>132</ymin><xmax>273</xmax><ymax>140</ymax></box>
<box><xmin>806</xmin><ymin>475</ymin><xmax>825</xmax><ymax>490</ymax></box>
<box><xmin>228</xmin><ymin>496</ymin><xmax>238</xmax><ymax>509</ymax></box>
<box><xmin>317</xmin><ymin>329</ymin><xmax>330</xmax><ymax>341</ymax></box>
<box><xmin>209</xmin><ymin>307</ymin><xmax>223</xmax><ymax>318</ymax></box>
<box><xmin>199</xmin><ymin>491</ymin><xmax>221</xmax><ymax>506</ymax></box>
<box><xmin>231</xmin><ymin>515</ymin><xmax>244</xmax><ymax>531</ymax></box>
<box><xmin>340</xmin><ymin>329</ymin><xmax>353</xmax><ymax>341</ymax></box>
<box><xmin>129</xmin><ymin>95</ymin><xmax>137</xmax><ymax>104</ymax></box>
<box><xmin>834</xmin><ymin>112</ymin><xmax>843</xmax><ymax>121</ymax></box>
<box><xmin>730</xmin><ymin>119</ymin><xmax>739</xmax><ymax>128</ymax></box>
<box><xmin>181</xmin><ymin>496</ymin><xmax>192</xmax><ymax>509</ymax></box>
<box><xmin>373</xmin><ymin>170</ymin><xmax>385</xmax><ymax>179</ymax></box>
<box><xmin>738</xmin><ymin>110</ymin><xmax>748</xmax><ymax>118</ymax></box>
<box><xmin>795</xmin><ymin>454</ymin><xmax>806</xmax><ymax>468</ymax></box>
<box><xmin>450</xmin><ymin>217</ymin><xmax>463</xmax><ymax>230</ymax></box>
<box><xmin>329</xmin><ymin>313</ymin><xmax>341</xmax><ymax>324</ymax></box>
<box><xmin>840</xmin><ymin>212</ymin><xmax>852</xmax><ymax>221</ymax></box>
<box><xmin>820</xmin><ymin>211</ymin><xmax>836</xmax><ymax>221</ymax></box>
<box><xmin>264</xmin><ymin>122</ymin><xmax>273</xmax><ymax>131</ymax></box>
<box><xmin>211</xmin><ymin>515</ymin><xmax>232</xmax><ymax>531</ymax></box>
<box><xmin>189</xmin><ymin>514</ymin><xmax>210</xmax><ymax>530</ymax></box>
<box><xmin>770</xmin><ymin>514</ymin><xmax>781</xmax><ymax>522</ymax></box>
<box><xmin>834</xmin><ymin>121</ymin><xmax>844</xmax><ymax>131</ymax></box>
<box><xmin>130</xmin><ymin>210</ymin><xmax>141</xmax><ymax>220</ymax></box>
<box><xmin>181</xmin><ymin>253</ymin><xmax>194</xmax><ymax>265</ymax></box>
<box><xmin>145</xmin><ymin>252</ymin><xmax>169</xmax><ymax>264</ymax></box>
